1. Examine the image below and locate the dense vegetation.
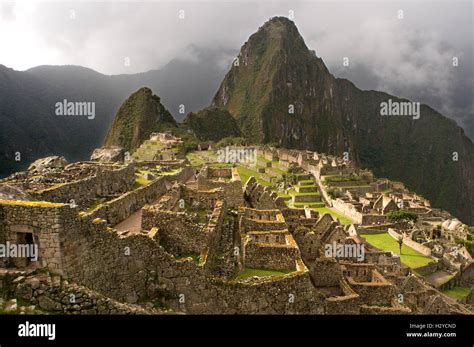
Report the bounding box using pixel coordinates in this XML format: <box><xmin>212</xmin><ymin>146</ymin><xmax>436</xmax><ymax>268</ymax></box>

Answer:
<box><xmin>183</xmin><ymin>106</ymin><xmax>241</xmax><ymax>142</ymax></box>
<box><xmin>103</xmin><ymin>87</ymin><xmax>177</xmax><ymax>152</ymax></box>
<box><xmin>386</xmin><ymin>210</ymin><xmax>418</xmax><ymax>223</ymax></box>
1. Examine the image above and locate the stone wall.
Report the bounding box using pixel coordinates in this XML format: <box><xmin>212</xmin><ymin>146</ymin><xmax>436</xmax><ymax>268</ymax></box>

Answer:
<box><xmin>324</xmin><ymin>279</ymin><xmax>360</xmax><ymax>314</ymax></box>
<box><xmin>0</xmin><ymin>201</ymin><xmax>66</xmax><ymax>273</ymax></box>
<box><xmin>244</xmin><ymin>243</ymin><xmax>298</xmax><ymax>271</ymax></box>
<box><xmin>29</xmin><ymin>163</ymin><xmax>135</xmax><ymax>205</ymax></box>
<box><xmin>90</xmin><ymin>177</ymin><xmax>168</xmax><ymax>226</ymax></box>
<box><xmin>197</xmin><ymin>167</ymin><xmax>243</xmax><ymax>208</ymax></box>
<box><xmin>203</xmin><ymin>201</ymin><xmax>238</xmax><ymax>279</ymax></box>
<box><xmin>184</xmin><ymin>188</ymin><xmax>225</xmax><ymax>210</ymax></box>
<box><xmin>310</xmin><ymin>258</ymin><xmax>343</xmax><ymax>287</ymax></box>
<box><xmin>243</xmin><ymin>177</ymin><xmax>277</xmax><ymax>209</ymax></box>
<box><xmin>8</xmin><ymin>271</ymin><xmax>154</xmax><ymax>314</ymax></box>
<box><xmin>331</xmin><ymin>199</ymin><xmax>363</xmax><ymax>224</ymax></box>
<box><xmin>346</xmin><ymin>270</ymin><xmax>395</xmax><ymax>306</ymax></box>
<box><xmin>239</xmin><ymin>218</ymin><xmax>287</xmax><ymax>233</ymax></box>
<box><xmin>54</xmin><ymin>206</ymin><xmax>325</xmax><ymax>314</ymax></box>
<box><xmin>461</xmin><ymin>262</ymin><xmax>474</xmax><ymax>286</ymax></box>
<box><xmin>388</xmin><ymin>228</ymin><xmax>432</xmax><ymax>257</ymax></box>
<box><xmin>141</xmin><ymin>208</ymin><xmax>207</xmax><ymax>256</ymax></box>
<box><xmin>361</xmin><ymin>214</ymin><xmax>388</xmax><ymax>225</ymax></box>
<box><xmin>206</xmin><ymin>271</ymin><xmax>324</xmax><ymax>314</ymax></box>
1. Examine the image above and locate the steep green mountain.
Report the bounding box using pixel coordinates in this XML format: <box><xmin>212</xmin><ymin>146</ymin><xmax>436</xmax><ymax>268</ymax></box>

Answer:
<box><xmin>103</xmin><ymin>87</ymin><xmax>176</xmax><ymax>152</ymax></box>
<box><xmin>213</xmin><ymin>17</ymin><xmax>474</xmax><ymax>224</ymax></box>
<box><xmin>183</xmin><ymin>106</ymin><xmax>241</xmax><ymax>141</ymax></box>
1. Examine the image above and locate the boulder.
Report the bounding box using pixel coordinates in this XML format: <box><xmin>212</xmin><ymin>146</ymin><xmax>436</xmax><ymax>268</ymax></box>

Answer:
<box><xmin>28</xmin><ymin>156</ymin><xmax>68</xmax><ymax>173</ymax></box>
<box><xmin>90</xmin><ymin>146</ymin><xmax>125</xmax><ymax>163</ymax></box>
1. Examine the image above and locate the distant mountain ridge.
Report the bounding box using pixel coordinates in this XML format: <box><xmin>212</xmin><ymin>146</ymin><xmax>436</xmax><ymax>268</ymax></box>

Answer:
<box><xmin>212</xmin><ymin>17</ymin><xmax>474</xmax><ymax>224</ymax></box>
<box><xmin>0</xmin><ymin>50</ymin><xmax>230</xmax><ymax>177</ymax></box>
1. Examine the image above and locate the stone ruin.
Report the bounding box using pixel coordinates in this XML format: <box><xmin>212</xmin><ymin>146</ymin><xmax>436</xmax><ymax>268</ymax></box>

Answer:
<box><xmin>0</xmin><ymin>144</ymin><xmax>471</xmax><ymax>315</ymax></box>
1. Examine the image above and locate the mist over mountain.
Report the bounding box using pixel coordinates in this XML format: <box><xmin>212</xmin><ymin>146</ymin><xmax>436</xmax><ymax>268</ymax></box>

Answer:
<box><xmin>0</xmin><ymin>46</ymin><xmax>233</xmax><ymax>177</ymax></box>
<box><xmin>213</xmin><ymin>17</ymin><xmax>474</xmax><ymax>224</ymax></box>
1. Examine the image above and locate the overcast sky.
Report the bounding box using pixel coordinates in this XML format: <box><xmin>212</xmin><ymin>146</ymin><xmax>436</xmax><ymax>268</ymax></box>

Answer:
<box><xmin>0</xmin><ymin>0</ymin><xmax>473</xmax><ymax>137</ymax></box>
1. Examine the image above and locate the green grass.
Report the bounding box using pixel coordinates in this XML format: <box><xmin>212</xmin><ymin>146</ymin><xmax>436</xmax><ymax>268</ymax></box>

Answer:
<box><xmin>186</xmin><ymin>151</ymin><xmax>218</xmax><ymax>168</ymax></box>
<box><xmin>236</xmin><ymin>165</ymin><xmax>272</xmax><ymax>187</ymax></box>
<box><xmin>84</xmin><ymin>197</ymin><xmax>107</xmax><ymax>213</ymax></box>
<box><xmin>313</xmin><ymin>207</ymin><xmax>354</xmax><ymax>225</ymax></box>
<box><xmin>288</xmin><ymin>189</ymin><xmax>320</xmax><ymax>197</ymax></box>
<box><xmin>290</xmin><ymin>202</ymin><xmax>325</xmax><ymax>208</ymax></box>
<box><xmin>234</xmin><ymin>267</ymin><xmax>293</xmax><ymax>280</ymax></box>
<box><xmin>159</xmin><ymin>168</ymin><xmax>181</xmax><ymax>176</ymax></box>
<box><xmin>133</xmin><ymin>172</ymin><xmax>152</xmax><ymax>189</ymax></box>
<box><xmin>361</xmin><ymin>233</ymin><xmax>433</xmax><ymax>269</ymax></box>
<box><xmin>442</xmin><ymin>286</ymin><xmax>471</xmax><ymax>301</ymax></box>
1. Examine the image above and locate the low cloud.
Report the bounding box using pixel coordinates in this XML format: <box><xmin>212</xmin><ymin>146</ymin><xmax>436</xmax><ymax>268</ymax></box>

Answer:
<box><xmin>0</xmin><ymin>0</ymin><xmax>472</xmax><ymax>138</ymax></box>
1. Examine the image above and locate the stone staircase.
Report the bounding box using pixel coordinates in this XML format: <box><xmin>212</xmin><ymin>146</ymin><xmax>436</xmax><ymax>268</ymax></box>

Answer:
<box><xmin>290</xmin><ymin>176</ymin><xmax>323</xmax><ymax>207</ymax></box>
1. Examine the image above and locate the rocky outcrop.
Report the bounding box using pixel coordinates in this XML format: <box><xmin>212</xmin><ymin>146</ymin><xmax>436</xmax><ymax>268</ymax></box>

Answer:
<box><xmin>90</xmin><ymin>146</ymin><xmax>125</xmax><ymax>163</ymax></box>
<box><xmin>28</xmin><ymin>156</ymin><xmax>68</xmax><ymax>173</ymax></box>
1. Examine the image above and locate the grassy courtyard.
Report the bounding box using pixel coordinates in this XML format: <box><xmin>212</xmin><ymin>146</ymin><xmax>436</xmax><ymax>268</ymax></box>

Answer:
<box><xmin>442</xmin><ymin>286</ymin><xmax>471</xmax><ymax>301</ymax></box>
<box><xmin>361</xmin><ymin>232</ymin><xmax>433</xmax><ymax>269</ymax></box>
<box><xmin>313</xmin><ymin>207</ymin><xmax>354</xmax><ymax>225</ymax></box>
<box><xmin>236</xmin><ymin>165</ymin><xmax>272</xmax><ymax>187</ymax></box>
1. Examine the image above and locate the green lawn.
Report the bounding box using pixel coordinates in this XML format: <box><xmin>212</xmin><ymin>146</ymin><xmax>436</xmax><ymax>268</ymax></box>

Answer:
<box><xmin>234</xmin><ymin>267</ymin><xmax>293</xmax><ymax>280</ymax></box>
<box><xmin>313</xmin><ymin>207</ymin><xmax>354</xmax><ymax>225</ymax></box>
<box><xmin>287</xmin><ymin>201</ymin><xmax>325</xmax><ymax>208</ymax></box>
<box><xmin>442</xmin><ymin>286</ymin><xmax>471</xmax><ymax>301</ymax></box>
<box><xmin>84</xmin><ymin>197</ymin><xmax>108</xmax><ymax>213</ymax></box>
<box><xmin>361</xmin><ymin>233</ymin><xmax>433</xmax><ymax>269</ymax></box>
<box><xmin>236</xmin><ymin>165</ymin><xmax>272</xmax><ymax>187</ymax></box>
<box><xmin>133</xmin><ymin>172</ymin><xmax>152</xmax><ymax>189</ymax></box>
<box><xmin>289</xmin><ymin>189</ymin><xmax>320</xmax><ymax>197</ymax></box>
<box><xmin>186</xmin><ymin>151</ymin><xmax>218</xmax><ymax>168</ymax></box>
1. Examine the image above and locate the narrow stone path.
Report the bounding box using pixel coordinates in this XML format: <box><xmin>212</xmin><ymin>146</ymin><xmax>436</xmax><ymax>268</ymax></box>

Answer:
<box><xmin>113</xmin><ymin>175</ymin><xmax>197</xmax><ymax>233</ymax></box>
<box><xmin>424</xmin><ymin>270</ymin><xmax>454</xmax><ymax>288</ymax></box>
<box><xmin>114</xmin><ymin>209</ymin><xmax>142</xmax><ymax>234</ymax></box>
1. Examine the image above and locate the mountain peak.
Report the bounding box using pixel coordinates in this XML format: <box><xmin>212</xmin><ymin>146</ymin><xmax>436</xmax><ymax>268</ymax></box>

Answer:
<box><xmin>103</xmin><ymin>87</ymin><xmax>176</xmax><ymax>151</ymax></box>
<box><xmin>212</xmin><ymin>18</ymin><xmax>474</xmax><ymax>225</ymax></box>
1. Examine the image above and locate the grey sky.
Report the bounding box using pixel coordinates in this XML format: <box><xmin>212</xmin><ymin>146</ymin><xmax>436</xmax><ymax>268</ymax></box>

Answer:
<box><xmin>0</xmin><ymin>0</ymin><xmax>473</xmax><ymax>137</ymax></box>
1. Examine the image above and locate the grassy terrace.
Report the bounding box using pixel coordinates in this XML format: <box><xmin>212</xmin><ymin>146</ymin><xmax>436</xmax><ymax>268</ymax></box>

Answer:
<box><xmin>186</xmin><ymin>151</ymin><xmax>234</xmax><ymax>169</ymax></box>
<box><xmin>442</xmin><ymin>286</ymin><xmax>471</xmax><ymax>301</ymax></box>
<box><xmin>236</xmin><ymin>165</ymin><xmax>272</xmax><ymax>187</ymax></box>
<box><xmin>288</xmin><ymin>189</ymin><xmax>320</xmax><ymax>197</ymax></box>
<box><xmin>361</xmin><ymin>232</ymin><xmax>433</xmax><ymax>269</ymax></box>
<box><xmin>234</xmin><ymin>267</ymin><xmax>293</xmax><ymax>280</ymax></box>
<box><xmin>313</xmin><ymin>207</ymin><xmax>354</xmax><ymax>225</ymax></box>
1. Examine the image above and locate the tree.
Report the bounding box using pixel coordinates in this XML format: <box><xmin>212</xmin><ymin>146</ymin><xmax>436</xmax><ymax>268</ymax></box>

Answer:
<box><xmin>386</xmin><ymin>210</ymin><xmax>418</xmax><ymax>223</ymax></box>
<box><xmin>397</xmin><ymin>234</ymin><xmax>404</xmax><ymax>255</ymax></box>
